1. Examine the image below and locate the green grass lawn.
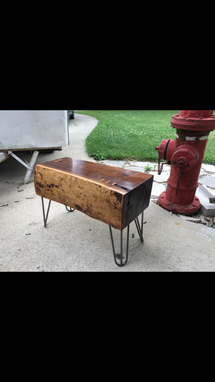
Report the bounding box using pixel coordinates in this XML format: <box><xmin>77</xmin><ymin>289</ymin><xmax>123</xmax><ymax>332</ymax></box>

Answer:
<box><xmin>76</xmin><ymin>110</ymin><xmax>215</xmax><ymax>165</ymax></box>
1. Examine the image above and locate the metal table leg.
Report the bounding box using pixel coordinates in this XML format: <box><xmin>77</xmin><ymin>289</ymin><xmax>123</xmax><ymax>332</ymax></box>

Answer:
<box><xmin>134</xmin><ymin>212</ymin><xmax>144</xmax><ymax>242</ymax></box>
<box><xmin>65</xmin><ymin>206</ymin><xmax>75</xmax><ymax>212</ymax></box>
<box><xmin>109</xmin><ymin>225</ymin><xmax>130</xmax><ymax>267</ymax></box>
<box><xmin>41</xmin><ymin>199</ymin><xmax>75</xmax><ymax>227</ymax></box>
<box><xmin>109</xmin><ymin>212</ymin><xmax>144</xmax><ymax>267</ymax></box>
<box><xmin>41</xmin><ymin>197</ymin><xmax>51</xmax><ymax>227</ymax></box>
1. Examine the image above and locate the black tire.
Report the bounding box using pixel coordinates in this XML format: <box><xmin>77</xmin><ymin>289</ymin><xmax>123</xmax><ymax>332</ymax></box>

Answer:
<box><xmin>70</xmin><ymin>110</ymin><xmax>75</xmax><ymax>119</ymax></box>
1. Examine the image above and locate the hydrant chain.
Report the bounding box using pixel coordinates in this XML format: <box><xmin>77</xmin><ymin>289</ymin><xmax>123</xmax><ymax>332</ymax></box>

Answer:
<box><xmin>175</xmin><ymin>169</ymin><xmax>183</xmax><ymax>196</ymax></box>
<box><xmin>157</xmin><ymin>157</ymin><xmax>164</xmax><ymax>175</ymax></box>
<box><xmin>156</xmin><ymin>139</ymin><xmax>171</xmax><ymax>175</ymax></box>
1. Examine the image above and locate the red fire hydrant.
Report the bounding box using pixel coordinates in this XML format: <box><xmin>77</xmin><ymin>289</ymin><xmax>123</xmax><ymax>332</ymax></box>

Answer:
<box><xmin>155</xmin><ymin>110</ymin><xmax>215</xmax><ymax>215</ymax></box>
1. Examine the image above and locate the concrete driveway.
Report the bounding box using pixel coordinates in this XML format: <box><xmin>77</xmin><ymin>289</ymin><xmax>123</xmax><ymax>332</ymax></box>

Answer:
<box><xmin>1</xmin><ymin>113</ymin><xmax>215</xmax><ymax>271</ymax></box>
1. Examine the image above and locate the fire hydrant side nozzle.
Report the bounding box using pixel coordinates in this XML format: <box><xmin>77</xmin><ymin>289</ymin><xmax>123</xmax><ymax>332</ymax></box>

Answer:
<box><xmin>156</xmin><ymin>110</ymin><xmax>215</xmax><ymax>215</ymax></box>
<box><xmin>156</xmin><ymin>139</ymin><xmax>176</xmax><ymax>163</ymax></box>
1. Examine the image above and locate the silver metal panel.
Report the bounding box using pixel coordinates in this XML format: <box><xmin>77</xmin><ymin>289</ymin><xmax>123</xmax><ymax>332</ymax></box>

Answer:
<box><xmin>0</xmin><ymin>110</ymin><xmax>68</xmax><ymax>150</ymax></box>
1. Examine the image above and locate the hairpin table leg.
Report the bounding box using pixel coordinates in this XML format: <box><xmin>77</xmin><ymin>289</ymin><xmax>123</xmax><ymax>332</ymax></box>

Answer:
<box><xmin>41</xmin><ymin>197</ymin><xmax>51</xmax><ymax>228</ymax></box>
<box><xmin>134</xmin><ymin>212</ymin><xmax>144</xmax><ymax>242</ymax></box>
<box><xmin>109</xmin><ymin>225</ymin><xmax>130</xmax><ymax>267</ymax></box>
<box><xmin>65</xmin><ymin>206</ymin><xmax>75</xmax><ymax>212</ymax></box>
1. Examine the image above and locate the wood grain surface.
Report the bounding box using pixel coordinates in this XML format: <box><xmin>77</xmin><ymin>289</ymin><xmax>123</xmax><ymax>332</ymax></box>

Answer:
<box><xmin>34</xmin><ymin>158</ymin><xmax>153</xmax><ymax>230</ymax></box>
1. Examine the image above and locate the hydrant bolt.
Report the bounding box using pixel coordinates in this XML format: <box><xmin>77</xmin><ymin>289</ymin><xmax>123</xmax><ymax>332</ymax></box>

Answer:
<box><xmin>177</xmin><ymin>157</ymin><xmax>187</xmax><ymax>168</ymax></box>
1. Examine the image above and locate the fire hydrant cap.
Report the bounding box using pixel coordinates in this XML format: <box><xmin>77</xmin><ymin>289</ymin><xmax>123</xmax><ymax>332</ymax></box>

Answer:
<box><xmin>155</xmin><ymin>139</ymin><xmax>170</xmax><ymax>160</ymax></box>
<box><xmin>171</xmin><ymin>147</ymin><xmax>198</xmax><ymax>172</ymax></box>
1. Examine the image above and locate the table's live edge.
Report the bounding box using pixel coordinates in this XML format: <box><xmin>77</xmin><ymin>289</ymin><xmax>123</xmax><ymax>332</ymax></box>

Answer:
<box><xmin>34</xmin><ymin>158</ymin><xmax>154</xmax><ymax>230</ymax></box>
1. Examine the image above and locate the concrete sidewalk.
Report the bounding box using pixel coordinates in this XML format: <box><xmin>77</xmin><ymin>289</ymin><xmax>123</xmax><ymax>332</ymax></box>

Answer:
<box><xmin>0</xmin><ymin>113</ymin><xmax>215</xmax><ymax>271</ymax></box>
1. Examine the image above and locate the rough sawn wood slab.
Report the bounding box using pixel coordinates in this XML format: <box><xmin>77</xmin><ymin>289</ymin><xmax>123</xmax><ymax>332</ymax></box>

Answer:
<box><xmin>34</xmin><ymin>158</ymin><xmax>153</xmax><ymax>230</ymax></box>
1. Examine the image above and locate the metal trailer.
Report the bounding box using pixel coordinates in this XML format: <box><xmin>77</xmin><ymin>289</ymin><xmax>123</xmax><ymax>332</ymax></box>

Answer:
<box><xmin>0</xmin><ymin>110</ymin><xmax>69</xmax><ymax>183</ymax></box>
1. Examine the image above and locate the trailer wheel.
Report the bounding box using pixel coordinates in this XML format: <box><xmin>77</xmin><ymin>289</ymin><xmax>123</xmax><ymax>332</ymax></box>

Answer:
<box><xmin>69</xmin><ymin>110</ymin><xmax>75</xmax><ymax>119</ymax></box>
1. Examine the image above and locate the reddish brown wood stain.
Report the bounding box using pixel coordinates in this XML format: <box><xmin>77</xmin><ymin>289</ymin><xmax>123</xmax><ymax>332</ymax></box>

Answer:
<box><xmin>34</xmin><ymin>158</ymin><xmax>153</xmax><ymax>230</ymax></box>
